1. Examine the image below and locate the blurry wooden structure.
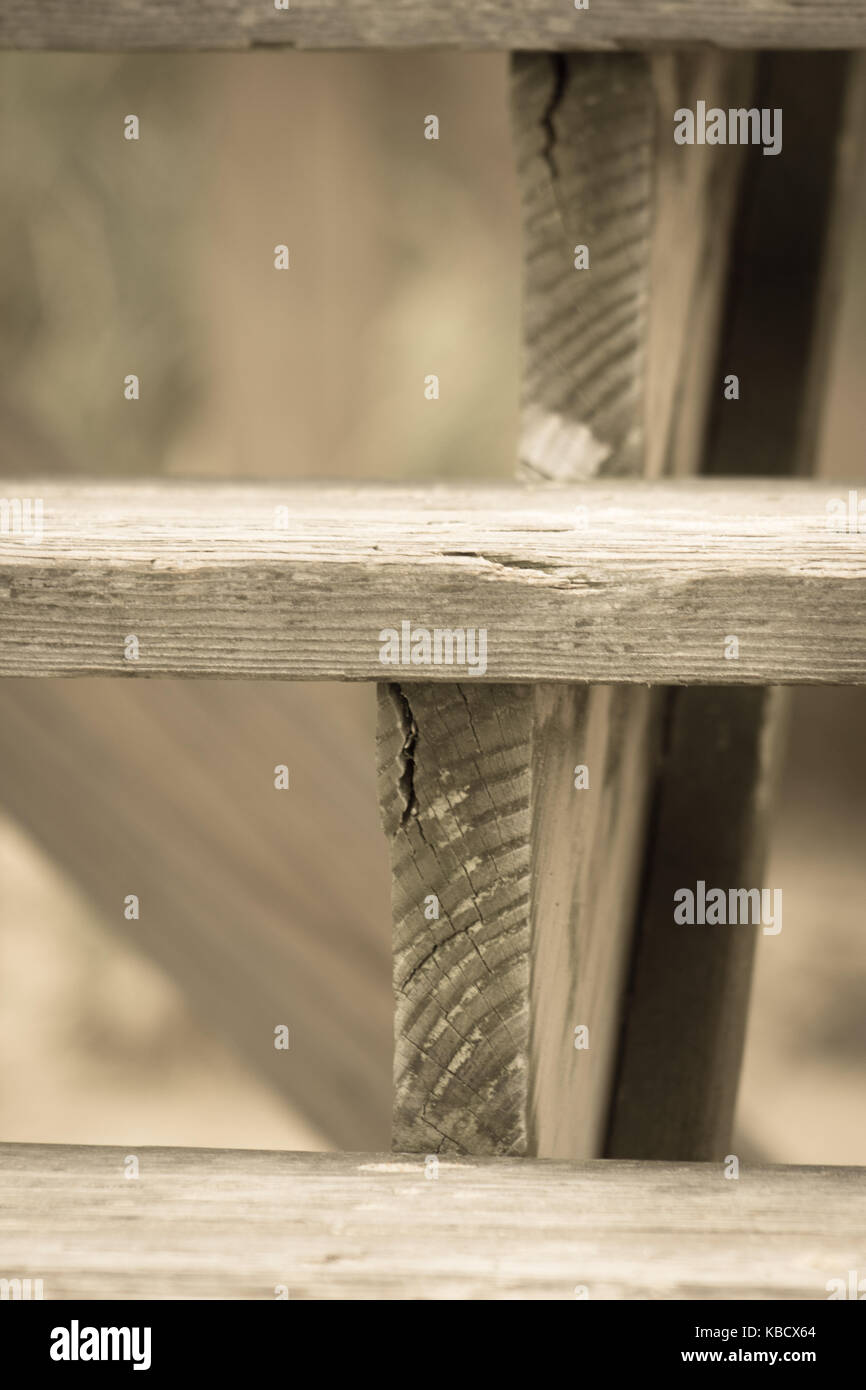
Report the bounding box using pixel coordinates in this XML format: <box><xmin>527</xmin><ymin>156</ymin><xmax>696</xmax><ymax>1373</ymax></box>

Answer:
<box><xmin>1</xmin><ymin>1</ymin><xmax>866</xmax><ymax>1297</ymax></box>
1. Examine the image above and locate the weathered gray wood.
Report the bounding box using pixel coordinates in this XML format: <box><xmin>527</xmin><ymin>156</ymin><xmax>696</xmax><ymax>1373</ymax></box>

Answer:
<box><xmin>1</xmin><ymin>1142</ymin><xmax>862</xmax><ymax>1299</ymax></box>
<box><xmin>518</xmin><ymin>50</ymin><xmax>752</xmax><ymax>485</ymax></box>
<box><xmin>1</xmin><ymin>478</ymin><xmax>864</xmax><ymax>684</ymax></box>
<box><xmin>520</xmin><ymin>51</ymin><xmax>752</xmax><ymax>1156</ymax></box>
<box><xmin>377</xmin><ymin>51</ymin><xmax>754</xmax><ymax>1160</ymax></box>
<box><xmin>645</xmin><ymin>53</ymin><xmax>755</xmax><ymax>480</ymax></box>
<box><xmin>379</xmin><ymin>681</ymin><xmax>533</xmax><ymax>1152</ymax></box>
<box><xmin>2</xmin><ymin>1</ymin><xmax>866</xmax><ymax>51</ymax></box>
<box><xmin>607</xmin><ymin>53</ymin><xmax>866</xmax><ymax>1163</ymax></box>
<box><xmin>516</xmin><ymin>52</ymin><xmax>653</xmax><ymax>482</ymax></box>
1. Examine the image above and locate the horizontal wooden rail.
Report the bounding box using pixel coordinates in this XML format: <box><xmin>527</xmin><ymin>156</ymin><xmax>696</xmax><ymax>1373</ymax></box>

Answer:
<box><xmin>0</xmin><ymin>479</ymin><xmax>863</xmax><ymax>683</ymax></box>
<box><xmin>1</xmin><ymin>1143</ymin><xmax>862</xmax><ymax>1299</ymax></box>
<box><xmin>2</xmin><ymin>1</ymin><xmax>866</xmax><ymax>52</ymax></box>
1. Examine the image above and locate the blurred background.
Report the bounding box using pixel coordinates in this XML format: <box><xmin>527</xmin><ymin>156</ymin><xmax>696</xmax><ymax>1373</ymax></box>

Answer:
<box><xmin>0</xmin><ymin>51</ymin><xmax>863</xmax><ymax>1163</ymax></box>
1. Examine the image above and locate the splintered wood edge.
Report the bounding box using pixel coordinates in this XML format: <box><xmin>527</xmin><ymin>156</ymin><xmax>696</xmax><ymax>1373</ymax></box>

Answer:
<box><xmin>0</xmin><ymin>479</ymin><xmax>863</xmax><ymax>683</ymax></box>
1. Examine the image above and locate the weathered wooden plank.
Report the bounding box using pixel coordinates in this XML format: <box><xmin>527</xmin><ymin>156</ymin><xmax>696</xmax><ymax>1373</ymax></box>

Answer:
<box><xmin>2</xmin><ymin>1</ymin><xmax>866</xmax><ymax>52</ymax></box>
<box><xmin>607</xmin><ymin>53</ymin><xmax>866</xmax><ymax>1162</ymax></box>
<box><xmin>3</xmin><ymin>480</ymin><xmax>862</xmax><ymax>685</ymax></box>
<box><xmin>1</xmin><ymin>1143</ymin><xmax>862</xmax><ymax>1300</ymax></box>
<box><xmin>377</xmin><ymin>51</ymin><xmax>754</xmax><ymax>1160</ymax></box>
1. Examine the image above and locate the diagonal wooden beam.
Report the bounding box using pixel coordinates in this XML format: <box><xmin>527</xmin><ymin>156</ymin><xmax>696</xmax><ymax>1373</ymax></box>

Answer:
<box><xmin>607</xmin><ymin>52</ymin><xmax>866</xmax><ymax>1161</ymax></box>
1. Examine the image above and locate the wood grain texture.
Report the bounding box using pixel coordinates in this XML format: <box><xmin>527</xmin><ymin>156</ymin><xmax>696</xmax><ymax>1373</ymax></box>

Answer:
<box><xmin>378</xmin><ymin>51</ymin><xmax>754</xmax><ymax>1162</ymax></box>
<box><xmin>527</xmin><ymin>681</ymin><xmax>659</xmax><ymax>1154</ymax></box>
<box><xmin>1</xmin><ymin>1143</ymin><xmax>863</xmax><ymax>1300</ymax></box>
<box><xmin>379</xmin><ymin>681</ymin><xmax>535</xmax><ymax>1153</ymax></box>
<box><xmin>1</xmin><ymin>478</ymin><xmax>864</xmax><ymax>684</ymax></box>
<box><xmin>379</xmin><ymin>53</ymin><xmax>663</xmax><ymax>1162</ymax></box>
<box><xmin>646</xmin><ymin>54</ymin><xmax>754</xmax><ymax>480</ymax></box>
<box><xmin>516</xmin><ymin>51</ymin><xmax>752</xmax><ymax>484</ymax></box>
<box><xmin>2</xmin><ymin>1</ymin><xmax>866</xmax><ymax>51</ymax></box>
<box><xmin>515</xmin><ymin>51</ymin><xmax>753</xmax><ymax>1159</ymax></box>
<box><xmin>378</xmin><ymin>681</ymin><xmax>668</xmax><ymax>1156</ymax></box>
<box><xmin>514</xmin><ymin>52</ymin><xmax>652</xmax><ymax>480</ymax></box>
<box><xmin>607</xmin><ymin>53</ymin><xmax>866</xmax><ymax>1162</ymax></box>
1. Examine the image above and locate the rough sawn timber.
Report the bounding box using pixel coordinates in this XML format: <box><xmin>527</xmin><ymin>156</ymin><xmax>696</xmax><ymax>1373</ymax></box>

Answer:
<box><xmin>2</xmin><ymin>1143</ymin><xmax>863</xmax><ymax>1300</ymax></box>
<box><xmin>1</xmin><ymin>478</ymin><xmax>864</xmax><ymax>684</ymax></box>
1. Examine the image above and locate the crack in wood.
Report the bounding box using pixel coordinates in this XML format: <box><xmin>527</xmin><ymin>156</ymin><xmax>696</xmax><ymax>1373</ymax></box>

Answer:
<box><xmin>389</xmin><ymin>683</ymin><xmax>418</xmax><ymax>829</ymax></box>
<box><xmin>540</xmin><ymin>53</ymin><xmax>569</xmax><ymax>192</ymax></box>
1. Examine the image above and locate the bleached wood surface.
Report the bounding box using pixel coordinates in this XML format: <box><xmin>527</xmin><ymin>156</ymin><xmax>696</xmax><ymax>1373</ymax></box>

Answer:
<box><xmin>1</xmin><ymin>478</ymin><xmax>864</xmax><ymax>683</ymax></box>
<box><xmin>2</xmin><ymin>1</ymin><xmax>865</xmax><ymax>51</ymax></box>
<box><xmin>1</xmin><ymin>1143</ymin><xmax>862</xmax><ymax>1300</ymax></box>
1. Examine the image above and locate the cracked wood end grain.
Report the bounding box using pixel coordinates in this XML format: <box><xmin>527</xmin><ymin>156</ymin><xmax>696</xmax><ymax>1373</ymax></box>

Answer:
<box><xmin>378</xmin><ymin>679</ymin><xmax>668</xmax><ymax>1155</ymax></box>
<box><xmin>379</xmin><ymin>681</ymin><xmax>534</xmax><ymax>1153</ymax></box>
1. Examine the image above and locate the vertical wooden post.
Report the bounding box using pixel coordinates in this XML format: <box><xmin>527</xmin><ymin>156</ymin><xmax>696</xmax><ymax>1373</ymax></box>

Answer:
<box><xmin>607</xmin><ymin>52</ymin><xmax>866</xmax><ymax>1161</ymax></box>
<box><xmin>378</xmin><ymin>49</ymin><xmax>752</xmax><ymax>1156</ymax></box>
